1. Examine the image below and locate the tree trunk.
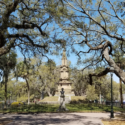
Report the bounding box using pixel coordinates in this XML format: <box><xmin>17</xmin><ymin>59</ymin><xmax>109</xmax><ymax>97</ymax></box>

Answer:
<box><xmin>99</xmin><ymin>93</ymin><xmax>101</xmax><ymax>104</ymax></box>
<box><xmin>5</xmin><ymin>77</ymin><xmax>7</xmax><ymax>107</ymax></box>
<box><xmin>41</xmin><ymin>91</ymin><xmax>44</xmax><ymax>100</ymax></box>
<box><xmin>47</xmin><ymin>91</ymin><xmax>52</xmax><ymax>97</ymax></box>
<box><xmin>28</xmin><ymin>89</ymin><xmax>30</xmax><ymax>105</ymax></box>
<box><xmin>25</xmin><ymin>79</ymin><xmax>30</xmax><ymax>105</ymax></box>
<box><xmin>4</xmin><ymin>69</ymin><xmax>8</xmax><ymax>107</ymax></box>
<box><xmin>86</xmin><ymin>41</ymin><xmax>125</xmax><ymax>85</ymax></box>
<box><xmin>119</xmin><ymin>78</ymin><xmax>123</xmax><ymax>108</ymax></box>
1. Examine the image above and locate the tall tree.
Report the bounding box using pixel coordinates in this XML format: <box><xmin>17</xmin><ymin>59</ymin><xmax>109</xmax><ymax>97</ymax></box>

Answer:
<box><xmin>0</xmin><ymin>51</ymin><xmax>17</xmax><ymax>105</ymax></box>
<box><xmin>36</xmin><ymin>61</ymin><xmax>59</xmax><ymax>97</ymax></box>
<box><xmin>71</xmin><ymin>68</ymin><xmax>89</xmax><ymax>96</ymax></box>
<box><xmin>86</xmin><ymin>85</ymin><xmax>98</xmax><ymax>101</ymax></box>
<box><xmin>0</xmin><ymin>0</ymin><xmax>61</xmax><ymax>58</ymax></box>
<box><xmin>52</xmin><ymin>0</ymin><xmax>125</xmax><ymax>85</ymax></box>
<box><xmin>113</xmin><ymin>47</ymin><xmax>125</xmax><ymax>107</ymax></box>
<box><xmin>16</xmin><ymin>60</ymin><xmax>34</xmax><ymax>104</ymax></box>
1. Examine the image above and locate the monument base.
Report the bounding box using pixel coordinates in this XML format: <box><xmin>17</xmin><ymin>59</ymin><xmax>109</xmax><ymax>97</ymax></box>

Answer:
<box><xmin>55</xmin><ymin>88</ymin><xmax>75</xmax><ymax>104</ymax></box>
<box><xmin>55</xmin><ymin>89</ymin><xmax>75</xmax><ymax>96</ymax></box>
<box><xmin>57</xmin><ymin>97</ymin><xmax>69</xmax><ymax>112</ymax></box>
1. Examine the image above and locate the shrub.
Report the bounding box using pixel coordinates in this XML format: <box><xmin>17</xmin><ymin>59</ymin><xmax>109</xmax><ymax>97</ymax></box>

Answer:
<box><xmin>11</xmin><ymin>102</ymin><xmax>23</xmax><ymax>107</ymax></box>
<box><xmin>0</xmin><ymin>102</ymin><xmax>3</xmax><ymax>104</ymax></box>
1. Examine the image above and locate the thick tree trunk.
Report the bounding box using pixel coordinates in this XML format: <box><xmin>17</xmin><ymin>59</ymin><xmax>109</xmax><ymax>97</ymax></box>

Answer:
<box><xmin>25</xmin><ymin>79</ymin><xmax>30</xmax><ymax>105</ymax></box>
<box><xmin>103</xmin><ymin>47</ymin><xmax>125</xmax><ymax>84</ymax></box>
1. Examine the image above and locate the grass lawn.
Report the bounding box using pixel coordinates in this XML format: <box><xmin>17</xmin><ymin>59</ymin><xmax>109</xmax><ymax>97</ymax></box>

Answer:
<box><xmin>102</xmin><ymin>120</ymin><xmax>125</xmax><ymax>125</ymax></box>
<box><xmin>0</xmin><ymin>104</ymin><xmax>58</xmax><ymax>113</ymax></box>
<box><xmin>66</xmin><ymin>103</ymin><xmax>125</xmax><ymax>113</ymax></box>
<box><xmin>71</xmin><ymin>96</ymin><xmax>85</xmax><ymax>101</ymax></box>
<box><xmin>0</xmin><ymin>120</ymin><xmax>12</xmax><ymax>125</ymax></box>
<box><xmin>39</xmin><ymin>96</ymin><xmax>58</xmax><ymax>102</ymax></box>
<box><xmin>116</xmin><ymin>113</ymin><xmax>125</xmax><ymax>119</ymax></box>
<box><xmin>102</xmin><ymin>112</ymin><xmax>125</xmax><ymax>125</ymax></box>
<box><xmin>39</xmin><ymin>96</ymin><xmax>85</xmax><ymax>103</ymax></box>
<box><xmin>0</xmin><ymin>103</ymin><xmax>125</xmax><ymax>113</ymax></box>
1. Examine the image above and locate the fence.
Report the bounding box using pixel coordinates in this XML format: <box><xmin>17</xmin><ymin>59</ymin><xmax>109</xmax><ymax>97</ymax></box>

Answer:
<box><xmin>105</xmin><ymin>101</ymin><xmax>125</xmax><ymax>108</ymax></box>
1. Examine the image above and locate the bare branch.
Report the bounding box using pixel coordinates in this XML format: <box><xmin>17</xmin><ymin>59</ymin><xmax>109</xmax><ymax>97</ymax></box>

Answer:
<box><xmin>98</xmin><ymin>0</ymin><xmax>106</xmax><ymax>28</ymax></box>
<box><xmin>9</xmin><ymin>34</ymin><xmax>48</xmax><ymax>50</ymax></box>
<box><xmin>89</xmin><ymin>67</ymin><xmax>110</xmax><ymax>85</ymax></box>
<box><xmin>107</xmin><ymin>0</ymin><xmax>124</xmax><ymax>24</ymax></box>
<box><xmin>40</xmin><ymin>16</ymin><xmax>52</xmax><ymax>27</ymax></box>
<box><xmin>77</xmin><ymin>49</ymin><xmax>91</xmax><ymax>58</ymax></box>
<box><xmin>23</xmin><ymin>20</ymin><xmax>47</xmax><ymax>36</ymax></box>
<box><xmin>0</xmin><ymin>1</ymin><xmax>7</xmax><ymax>6</ymax></box>
<box><xmin>65</xmin><ymin>0</ymin><xmax>84</xmax><ymax>13</ymax></box>
<box><xmin>22</xmin><ymin>1</ymin><xmax>37</xmax><ymax>11</ymax></box>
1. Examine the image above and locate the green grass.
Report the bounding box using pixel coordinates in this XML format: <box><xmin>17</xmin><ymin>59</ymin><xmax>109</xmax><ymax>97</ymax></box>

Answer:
<box><xmin>39</xmin><ymin>96</ymin><xmax>58</xmax><ymax>102</ymax></box>
<box><xmin>66</xmin><ymin>103</ymin><xmax>125</xmax><ymax>112</ymax></box>
<box><xmin>71</xmin><ymin>96</ymin><xmax>85</xmax><ymax>101</ymax></box>
<box><xmin>0</xmin><ymin>104</ymin><xmax>59</xmax><ymax>113</ymax></box>
<box><xmin>39</xmin><ymin>96</ymin><xmax>86</xmax><ymax>103</ymax></box>
<box><xmin>0</xmin><ymin>103</ymin><xmax>125</xmax><ymax>113</ymax></box>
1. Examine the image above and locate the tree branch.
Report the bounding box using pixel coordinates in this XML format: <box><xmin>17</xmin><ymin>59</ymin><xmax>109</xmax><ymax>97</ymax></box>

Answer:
<box><xmin>22</xmin><ymin>1</ymin><xmax>37</xmax><ymax>11</ymax></box>
<box><xmin>2</xmin><ymin>0</ymin><xmax>23</xmax><ymax>25</ymax></box>
<box><xmin>0</xmin><ymin>39</ymin><xmax>15</xmax><ymax>56</ymax></box>
<box><xmin>23</xmin><ymin>20</ymin><xmax>47</xmax><ymax>36</ymax></box>
<box><xmin>107</xmin><ymin>0</ymin><xmax>124</xmax><ymax>24</ymax></box>
<box><xmin>98</xmin><ymin>0</ymin><xmax>106</xmax><ymax>29</ymax></box>
<box><xmin>0</xmin><ymin>1</ymin><xmax>7</xmax><ymax>6</ymax></box>
<box><xmin>89</xmin><ymin>67</ymin><xmax>113</xmax><ymax>85</ymax></box>
<box><xmin>9</xmin><ymin>34</ymin><xmax>48</xmax><ymax>50</ymax></box>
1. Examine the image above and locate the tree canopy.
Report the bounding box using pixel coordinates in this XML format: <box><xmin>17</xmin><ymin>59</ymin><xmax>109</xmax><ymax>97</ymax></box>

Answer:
<box><xmin>0</xmin><ymin>0</ymin><xmax>62</xmax><ymax>57</ymax></box>
<box><xmin>50</xmin><ymin>0</ymin><xmax>125</xmax><ymax>84</ymax></box>
<box><xmin>1</xmin><ymin>0</ymin><xmax>125</xmax><ymax>85</ymax></box>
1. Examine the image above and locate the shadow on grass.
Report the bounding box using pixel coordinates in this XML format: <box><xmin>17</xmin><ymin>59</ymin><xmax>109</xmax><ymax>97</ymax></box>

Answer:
<box><xmin>115</xmin><ymin>113</ymin><xmax>125</xmax><ymax>119</ymax></box>
<box><xmin>0</xmin><ymin>103</ymin><xmax>125</xmax><ymax>114</ymax></box>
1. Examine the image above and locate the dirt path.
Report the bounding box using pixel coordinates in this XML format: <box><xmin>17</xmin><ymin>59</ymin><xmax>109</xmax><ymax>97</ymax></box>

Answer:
<box><xmin>0</xmin><ymin>113</ymin><xmax>118</xmax><ymax>125</ymax></box>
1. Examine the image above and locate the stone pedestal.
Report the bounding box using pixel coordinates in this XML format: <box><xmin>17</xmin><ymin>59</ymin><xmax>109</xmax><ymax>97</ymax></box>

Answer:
<box><xmin>57</xmin><ymin>96</ymin><xmax>68</xmax><ymax>111</ymax></box>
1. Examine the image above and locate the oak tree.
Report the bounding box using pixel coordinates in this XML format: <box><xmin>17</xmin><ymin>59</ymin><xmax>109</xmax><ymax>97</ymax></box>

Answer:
<box><xmin>55</xmin><ymin>0</ymin><xmax>125</xmax><ymax>84</ymax></box>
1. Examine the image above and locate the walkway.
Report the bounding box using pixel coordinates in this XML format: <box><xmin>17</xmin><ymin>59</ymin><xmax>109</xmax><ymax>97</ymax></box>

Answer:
<box><xmin>0</xmin><ymin>113</ymin><xmax>116</xmax><ymax>125</ymax></box>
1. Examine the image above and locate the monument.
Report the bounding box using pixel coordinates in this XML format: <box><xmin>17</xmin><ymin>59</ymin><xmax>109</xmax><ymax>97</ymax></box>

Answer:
<box><xmin>55</xmin><ymin>48</ymin><xmax>75</xmax><ymax>101</ymax></box>
<box><xmin>39</xmin><ymin>47</ymin><xmax>86</xmax><ymax>104</ymax></box>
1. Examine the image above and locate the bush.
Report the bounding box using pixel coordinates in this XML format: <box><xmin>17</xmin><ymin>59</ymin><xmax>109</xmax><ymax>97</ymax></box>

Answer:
<box><xmin>0</xmin><ymin>102</ymin><xmax>3</xmax><ymax>104</ymax></box>
<box><xmin>17</xmin><ymin>94</ymin><xmax>34</xmax><ymax>102</ymax></box>
<box><xmin>11</xmin><ymin>102</ymin><xmax>23</xmax><ymax>107</ymax></box>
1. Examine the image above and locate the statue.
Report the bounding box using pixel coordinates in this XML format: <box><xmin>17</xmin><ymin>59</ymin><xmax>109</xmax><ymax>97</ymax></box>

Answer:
<box><xmin>57</xmin><ymin>88</ymin><xmax>68</xmax><ymax>111</ymax></box>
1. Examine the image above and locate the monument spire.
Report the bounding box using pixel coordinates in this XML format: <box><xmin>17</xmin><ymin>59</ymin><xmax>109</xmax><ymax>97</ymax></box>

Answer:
<box><xmin>62</xmin><ymin>49</ymin><xmax>67</xmax><ymax>66</ymax></box>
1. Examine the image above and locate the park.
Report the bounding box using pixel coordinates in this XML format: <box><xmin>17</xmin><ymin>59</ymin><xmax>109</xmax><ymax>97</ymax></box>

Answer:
<box><xmin>0</xmin><ymin>0</ymin><xmax>125</xmax><ymax>125</ymax></box>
